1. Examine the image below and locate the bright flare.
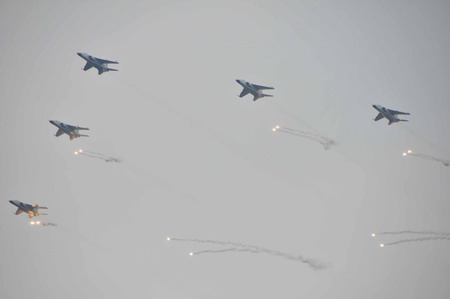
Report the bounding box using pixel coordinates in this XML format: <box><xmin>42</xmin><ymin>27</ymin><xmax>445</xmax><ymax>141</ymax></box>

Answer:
<box><xmin>402</xmin><ymin>153</ymin><xmax>407</xmax><ymax>156</ymax></box>
<box><xmin>166</xmin><ymin>237</ymin><xmax>171</xmax><ymax>241</ymax></box>
<box><xmin>380</xmin><ymin>244</ymin><xmax>385</xmax><ymax>248</ymax></box>
<box><xmin>79</xmin><ymin>149</ymin><xmax>84</xmax><ymax>153</ymax></box>
<box><xmin>407</xmin><ymin>150</ymin><xmax>412</xmax><ymax>154</ymax></box>
<box><xmin>371</xmin><ymin>233</ymin><xmax>376</xmax><ymax>237</ymax></box>
<box><xmin>189</xmin><ymin>252</ymin><xmax>194</xmax><ymax>256</ymax></box>
<box><xmin>30</xmin><ymin>221</ymin><xmax>35</xmax><ymax>225</ymax></box>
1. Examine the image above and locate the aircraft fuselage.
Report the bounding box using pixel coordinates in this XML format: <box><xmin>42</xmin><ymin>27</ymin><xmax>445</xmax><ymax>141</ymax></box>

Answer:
<box><xmin>372</xmin><ymin>105</ymin><xmax>400</xmax><ymax>124</ymax></box>
<box><xmin>9</xmin><ymin>200</ymin><xmax>42</xmax><ymax>218</ymax></box>
<box><xmin>49</xmin><ymin>120</ymin><xmax>89</xmax><ymax>140</ymax></box>
<box><xmin>78</xmin><ymin>53</ymin><xmax>107</xmax><ymax>70</ymax></box>
<box><xmin>77</xmin><ymin>52</ymin><xmax>118</xmax><ymax>75</ymax></box>
<box><xmin>236</xmin><ymin>79</ymin><xmax>263</xmax><ymax>98</ymax></box>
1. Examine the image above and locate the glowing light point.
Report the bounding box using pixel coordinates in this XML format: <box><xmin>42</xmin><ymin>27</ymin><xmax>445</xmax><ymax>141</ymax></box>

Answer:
<box><xmin>371</xmin><ymin>233</ymin><xmax>376</xmax><ymax>237</ymax></box>
<box><xmin>189</xmin><ymin>252</ymin><xmax>194</xmax><ymax>256</ymax></box>
<box><xmin>166</xmin><ymin>237</ymin><xmax>171</xmax><ymax>241</ymax></box>
<box><xmin>272</xmin><ymin>128</ymin><xmax>276</xmax><ymax>132</ymax></box>
<box><xmin>402</xmin><ymin>153</ymin><xmax>407</xmax><ymax>156</ymax></box>
<box><xmin>276</xmin><ymin>125</ymin><xmax>280</xmax><ymax>129</ymax></box>
<box><xmin>407</xmin><ymin>150</ymin><xmax>412</xmax><ymax>154</ymax></box>
<box><xmin>79</xmin><ymin>149</ymin><xmax>84</xmax><ymax>153</ymax></box>
<box><xmin>30</xmin><ymin>221</ymin><xmax>35</xmax><ymax>225</ymax></box>
<box><xmin>74</xmin><ymin>151</ymin><xmax>79</xmax><ymax>155</ymax></box>
<box><xmin>380</xmin><ymin>243</ymin><xmax>385</xmax><ymax>248</ymax></box>
<box><xmin>36</xmin><ymin>221</ymin><xmax>41</xmax><ymax>225</ymax></box>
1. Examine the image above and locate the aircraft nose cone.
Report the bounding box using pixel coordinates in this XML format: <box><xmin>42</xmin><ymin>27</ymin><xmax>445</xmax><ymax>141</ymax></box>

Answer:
<box><xmin>372</xmin><ymin>105</ymin><xmax>377</xmax><ymax>109</ymax></box>
<box><xmin>9</xmin><ymin>200</ymin><xmax>13</xmax><ymax>204</ymax></box>
<box><xmin>49</xmin><ymin>120</ymin><xmax>54</xmax><ymax>124</ymax></box>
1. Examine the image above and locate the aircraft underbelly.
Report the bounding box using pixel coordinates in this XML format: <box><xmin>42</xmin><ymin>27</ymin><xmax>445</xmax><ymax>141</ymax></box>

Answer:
<box><xmin>88</xmin><ymin>61</ymin><xmax>104</xmax><ymax>70</ymax></box>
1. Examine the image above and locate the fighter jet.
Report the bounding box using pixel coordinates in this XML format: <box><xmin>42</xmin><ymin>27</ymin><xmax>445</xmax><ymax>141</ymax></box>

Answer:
<box><xmin>49</xmin><ymin>120</ymin><xmax>89</xmax><ymax>140</ymax></box>
<box><xmin>9</xmin><ymin>200</ymin><xmax>48</xmax><ymax>219</ymax></box>
<box><xmin>236</xmin><ymin>79</ymin><xmax>274</xmax><ymax>101</ymax></box>
<box><xmin>372</xmin><ymin>105</ymin><xmax>410</xmax><ymax>125</ymax></box>
<box><xmin>77</xmin><ymin>52</ymin><xmax>118</xmax><ymax>75</ymax></box>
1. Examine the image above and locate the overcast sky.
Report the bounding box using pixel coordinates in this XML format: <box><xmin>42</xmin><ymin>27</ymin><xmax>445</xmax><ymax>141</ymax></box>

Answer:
<box><xmin>1</xmin><ymin>1</ymin><xmax>450</xmax><ymax>298</ymax></box>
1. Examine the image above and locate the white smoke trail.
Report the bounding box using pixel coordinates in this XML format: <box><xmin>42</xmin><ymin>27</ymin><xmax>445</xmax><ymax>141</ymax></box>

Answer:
<box><xmin>168</xmin><ymin>238</ymin><xmax>260</xmax><ymax>250</ymax></box>
<box><xmin>80</xmin><ymin>152</ymin><xmax>108</xmax><ymax>161</ymax></box>
<box><xmin>280</xmin><ymin>127</ymin><xmax>330</xmax><ymax>140</ymax></box>
<box><xmin>191</xmin><ymin>248</ymin><xmax>259</xmax><ymax>255</ymax></box>
<box><xmin>372</xmin><ymin>231</ymin><xmax>450</xmax><ymax>237</ymax></box>
<box><xmin>30</xmin><ymin>221</ymin><xmax>57</xmax><ymax>227</ymax></box>
<box><xmin>403</xmin><ymin>150</ymin><xmax>450</xmax><ymax>167</ymax></box>
<box><xmin>74</xmin><ymin>149</ymin><xmax>121</xmax><ymax>163</ymax></box>
<box><xmin>270</xmin><ymin>104</ymin><xmax>315</xmax><ymax>131</ymax></box>
<box><xmin>82</xmin><ymin>150</ymin><xmax>108</xmax><ymax>157</ymax></box>
<box><xmin>167</xmin><ymin>237</ymin><xmax>328</xmax><ymax>270</ymax></box>
<box><xmin>381</xmin><ymin>236</ymin><xmax>450</xmax><ymax>247</ymax></box>
<box><xmin>272</xmin><ymin>126</ymin><xmax>336</xmax><ymax>150</ymax></box>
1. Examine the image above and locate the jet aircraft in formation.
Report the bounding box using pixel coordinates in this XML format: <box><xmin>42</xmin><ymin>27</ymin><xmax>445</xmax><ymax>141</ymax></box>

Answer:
<box><xmin>9</xmin><ymin>200</ymin><xmax>47</xmax><ymax>219</ymax></box>
<box><xmin>236</xmin><ymin>79</ymin><xmax>274</xmax><ymax>101</ymax></box>
<box><xmin>77</xmin><ymin>52</ymin><xmax>119</xmax><ymax>75</ymax></box>
<box><xmin>372</xmin><ymin>105</ymin><xmax>410</xmax><ymax>125</ymax></box>
<box><xmin>49</xmin><ymin>120</ymin><xmax>89</xmax><ymax>140</ymax></box>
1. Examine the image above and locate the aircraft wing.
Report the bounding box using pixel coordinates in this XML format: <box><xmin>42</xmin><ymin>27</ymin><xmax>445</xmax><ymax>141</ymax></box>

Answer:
<box><xmin>83</xmin><ymin>62</ymin><xmax>93</xmax><ymax>71</ymax></box>
<box><xmin>97</xmin><ymin>58</ymin><xmax>118</xmax><ymax>64</ymax></box>
<box><xmin>239</xmin><ymin>89</ymin><xmax>250</xmax><ymax>97</ymax></box>
<box><xmin>388</xmin><ymin>109</ymin><xmax>410</xmax><ymax>115</ymax></box>
<box><xmin>374</xmin><ymin>113</ymin><xmax>384</xmax><ymax>121</ymax></box>
<box><xmin>66</xmin><ymin>124</ymin><xmax>77</xmax><ymax>131</ymax></box>
<box><xmin>252</xmin><ymin>84</ymin><xmax>274</xmax><ymax>90</ymax></box>
<box><xmin>55</xmin><ymin>129</ymin><xmax>65</xmax><ymax>137</ymax></box>
<box><xmin>24</xmin><ymin>203</ymin><xmax>34</xmax><ymax>210</ymax></box>
<box><xmin>15</xmin><ymin>208</ymin><xmax>23</xmax><ymax>215</ymax></box>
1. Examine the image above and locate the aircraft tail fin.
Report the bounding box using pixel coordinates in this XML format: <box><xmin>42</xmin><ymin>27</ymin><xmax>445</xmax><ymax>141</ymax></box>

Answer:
<box><xmin>73</xmin><ymin>130</ymin><xmax>89</xmax><ymax>137</ymax></box>
<box><xmin>99</xmin><ymin>68</ymin><xmax>118</xmax><ymax>75</ymax></box>
<box><xmin>34</xmin><ymin>206</ymin><xmax>48</xmax><ymax>209</ymax></box>
<box><xmin>253</xmin><ymin>94</ymin><xmax>274</xmax><ymax>101</ymax></box>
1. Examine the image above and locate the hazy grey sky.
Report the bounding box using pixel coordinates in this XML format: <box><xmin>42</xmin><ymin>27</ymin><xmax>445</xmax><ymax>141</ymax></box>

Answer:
<box><xmin>1</xmin><ymin>1</ymin><xmax>450</xmax><ymax>298</ymax></box>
